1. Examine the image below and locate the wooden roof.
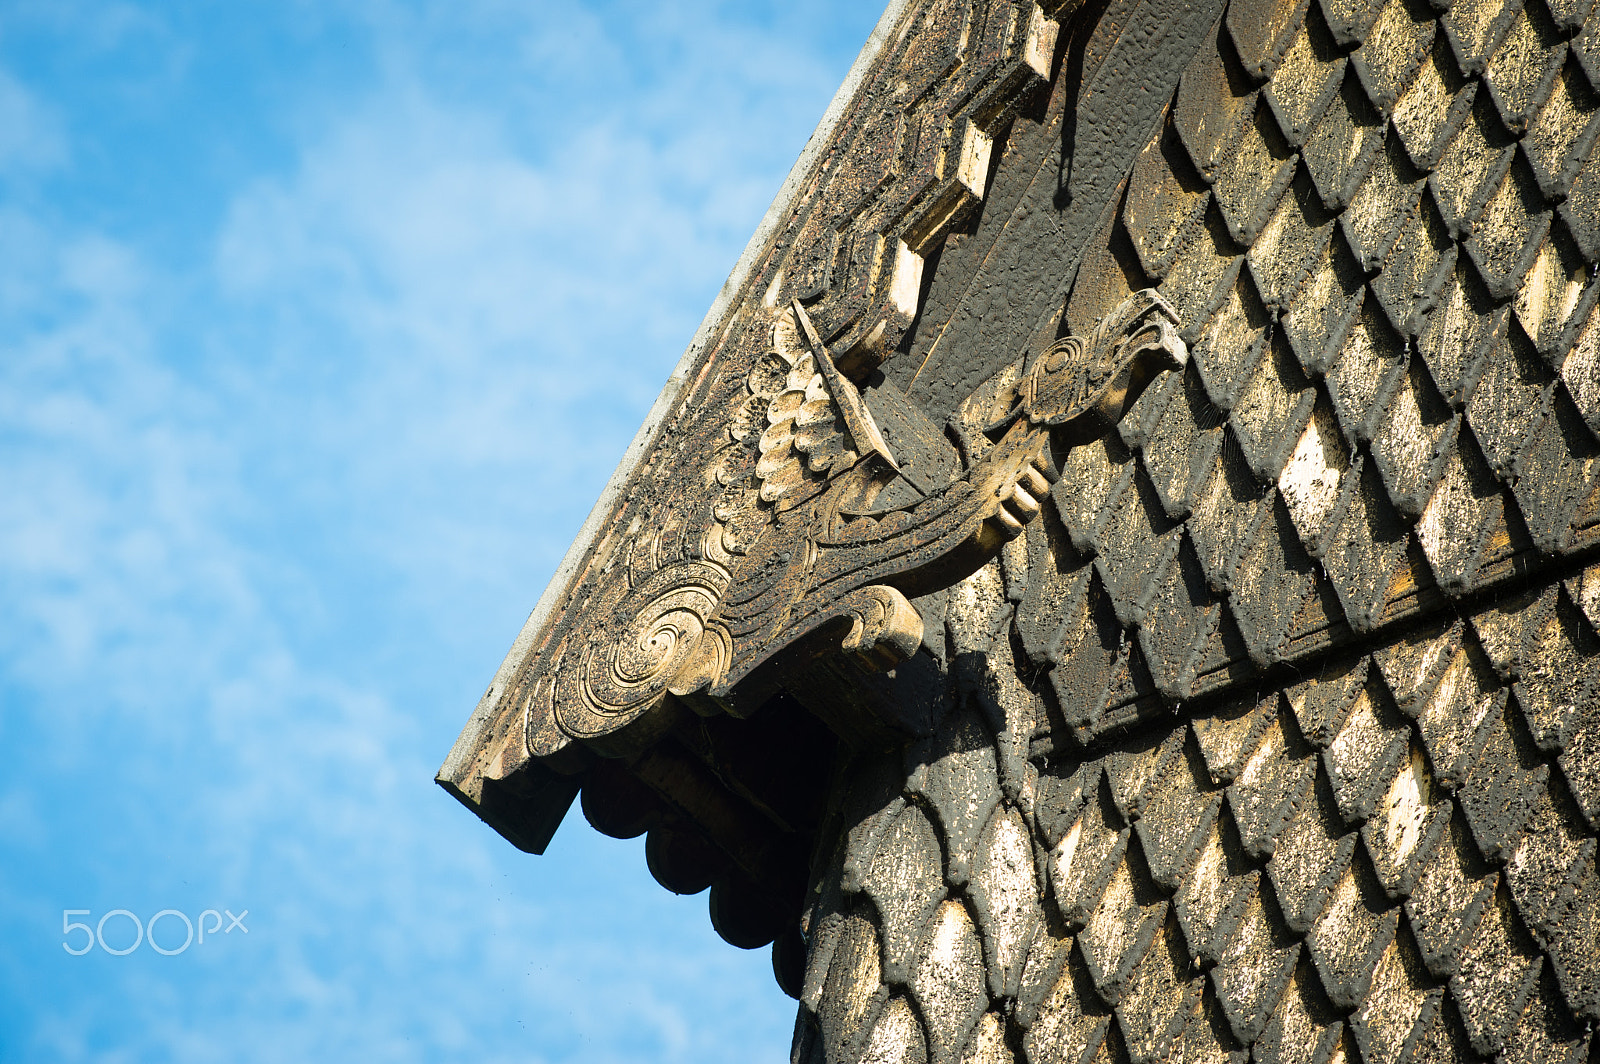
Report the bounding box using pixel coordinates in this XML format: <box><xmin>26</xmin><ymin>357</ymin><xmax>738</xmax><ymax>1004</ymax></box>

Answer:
<box><xmin>442</xmin><ymin>0</ymin><xmax>1600</xmax><ymax>1054</ymax></box>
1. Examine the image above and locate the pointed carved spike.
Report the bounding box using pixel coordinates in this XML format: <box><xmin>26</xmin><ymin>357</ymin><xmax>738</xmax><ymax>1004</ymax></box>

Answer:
<box><xmin>793</xmin><ymin>299</ymin><xmax>901</xmax><ymax>474</ymax></box>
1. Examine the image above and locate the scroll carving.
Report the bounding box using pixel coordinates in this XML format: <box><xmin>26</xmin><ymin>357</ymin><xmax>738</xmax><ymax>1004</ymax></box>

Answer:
<box><xmin>441</xmin><ymin>0</ymin><xmax>1097</xmax><ymax>836</ymax></box>
<box><xmin>508</xmin><ymin>290</ymin><xmax>1186</xmax><ymax>766</ymax></box>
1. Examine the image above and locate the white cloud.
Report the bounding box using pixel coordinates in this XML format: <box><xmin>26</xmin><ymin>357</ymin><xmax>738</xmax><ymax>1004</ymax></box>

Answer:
<box><xmin>0</xmin><ymin>69</ymin><xmax>67</xmax><ymax>173</ymax></box>
<box><xmin>0</xmin><ymin>2</ymin><xmax>878</xmax><ymax>1060</ymax></box>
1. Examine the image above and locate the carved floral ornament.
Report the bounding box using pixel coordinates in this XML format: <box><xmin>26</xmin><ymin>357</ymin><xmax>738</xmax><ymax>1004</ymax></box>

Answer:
<box><xmin>483</xmin><ymin>290</ymin><xmax>1187</xmax><ymax>780</ymax></box>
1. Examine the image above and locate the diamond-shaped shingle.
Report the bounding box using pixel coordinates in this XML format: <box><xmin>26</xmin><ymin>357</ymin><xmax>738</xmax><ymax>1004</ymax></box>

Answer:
<box><xmin>1248</xmin><ymin>171</ymin><xmax>1339</xmax><ymax>310</ymax></box>
<box><xmin>1418</xmin><ymin>261</ymin><xmax>1507</xmax><ymax>416</ymax></box>
<box><xmin>1369</xmin><ymin>354</ymin><xmax>1459</xmax><ymax>520</ymax></box>
<box><xmin>1136</xmin><ymin>541</ymin><xmax>1222</xmax><ymax>702</ymax></box>
<box><xmin>907</xmin><ymin>707</ymin><xmax>1000</xmax><ymax>889</ymax></box>
<box><xmin>1481</xmin><ymin>0</ymin><xmax>1565</xmax><ymax>134</ymax></box>
<box><xmin>1464</xmin><ymin>152</ymin><xmax>1552</xmax><ymax>300</ymax></box>
<box><xmin>1123</xmin><ymin>123</ymin><xmax>1212</xmax><ymax>282</ymax></box>
<box><xmin>1513</xmin><ymin>223</ymin><xmax>1599</xmax><ymax>361</ymax></box>
<box><xmin>1456</xmin><ymin>696</ymin><xmax>1549</xmax><ymax>863</ymax></box>
<box><xmin>1187</xmin><ymin>440</ymin><xmax>1273</xmax><ymax>595</ymax></box>
<box><xmin>1278</xmin><ymin>397</ymin><xmax>1356</xmax><ymax>557</ymax></box>
<box><xmin>1253</xmin><ymin>958</ymin><xmax>1345</xmax><ymax>1063</ymax></box>
<box><xmin>1392</xmin><ymin>37</ymin><xmax>1479</xmax><ymax>171</ymax></box>
<box><xmin>1466</xmin><ymin>323</ymin><xmax>1556</xmax><ymax>481</ymax></box>
<box><xmin>1283</xmin><ymin>233</ymin><xmax>1368</xmax><ymax>375</ymax></box>
<box><xmin>1114</xmin><ymin>916</ymin><xmax>1204</xmax><ymax>1063</ymax></box>
<box><xmin>1320</xmin><ymin>460</ymin><xmax>1413</xmax><ymax>634</ymax></box>
<box><xmin>1516</xmin><ymin>584</ymin><xmax>1600</xmax><ymax>753</ymax></box>
<box><xmin>1372</xmin><ymin>615</ymin><xmax>1461</xmax><ymax>713</ymax></box>
<box><xmin>863</xmin><ymin>801</ymin><xmax>949</xmax><ymax>984</ymax></box>
<box><xmin>1226</xmin><ymin>707</ymin><xmax>1316</xmax><ymax>857</ymax></box>
<box><xmin>1133</xmin><ymin>738</ymin><xmax>1224</xmax><ymax>892</ymax></box>
<box><xmin>1342</xmin><ymin>134</ymin><xmax>1428</xmax><ymax>274</ymax></box>
<box><xmin>1324</xmin><ymin>0</ymin><xmax>1394</xmax><ymax>48</ymax></box>
<box><xmin>1509</xmin><ymin>388</ymin><xmax>1600</xmax><ymax>552</ymax></box>
<box><xmin>1350</xmin><ymin>0</ymin><xmax>1438</xmax><ymax>113</ymax></box>
<box><xmin>1080</xmin><ymin>857</ymin><xmax>1168</xmax><ymax>1006</ymax></box>
<box><xmin>1565</xmin><ymin>559</ymin><xmax>1600</xmax><ymax>632</ymax></box>
<box><xmin>1161</xmin><ymin>209</ymin><xmax>1246</xmax><ymax>337</ymax></box>
<box><xmin>1404</xmin><ymin>810</ymin><xmax>1496</xmax><ymax>979</ymax></box>
<box><xmin>1048</xmin><ymin>575</ymin><xmax>1130</xmax><ymax>736</ymax></box>
<box><xmin>1431</xmin><ymin>90</ymin><xmax>1518</xmax><ymax>236</ymax></box>
<box><xmin>1442</xmin><ymin>0</ymin><xmax>1525</xmax><ymax>76</ymax></box>
<box><xmin>1501</xmin><ymin>783</ymin><xmax>1593</xmax><ymax>941</ymax></box>
<box><xmin>1053</xmin><ymin>436</ymin><xmax>1137</xmax><ymax>556</ymax></box>
<box><xmin>1284</xmin><ymin>654</ymin><xmax>1369</xmax><ymax>747</ymax></box>
<box><xmin>1119</xmin><ymin>359</ymin><xmax>1184</xmax><ymax>454</ymax></box>
<box><xmin>1228</xmin><ymin>0</ymin><xmax>1315</xmax><ymax>81</ymax></box>
<box><xmin>1302</xmin><ymin>72</ymin><xmax>1387</xmax><ymax>212</ymax></box>
<box><xmin>1095</xmin><ymin>469</ymin><xmax>1185</xmax><ymax>623</ymax></box>
<box><xmin>1264</xmin><ymin>770</ymin><xmax>1357</xmax><ymax>932</ymax></box>
<box><xmin>1049</xmin><ymin>784</ymin><xmax>1130</xmax><ymax>931</ymax></box>
<box><xmin>1211</xmin><ymin>887</ymin><xmax>1300</xmax><ymax>1043</ymax></box>
<box><xmin>1022</xmin><ymin>947</ymin><xmax>1113</xmax><ymax>1064</ymax></box>
<box><xmin>1213</xmin><ymin>108</ymin><xmax>1298</xmax><ymax>246</ymax></box>
<box><xmin>1350</xmin><ymin>930</ymin><xmax>1442</xmax><ymax>1064</ymax></box>
<box><xmin>1105</xmin><ymin>731</ymin><xmax>1181</xmax><ymax>825</ymax></box>
<box><xmin>1228</xmin><ymin>496</ymin><xmax>1323</xmax><ymax>665</ymax></box>
<box><xmin>969</xmin><ymin>806</ymin><xmax>1043</xmax><ymax>1000</ymax></box>
<box><xmin>907</xmin><ymin>900</ymin><xmax>989</xmax><ymax>1064</ymax></box>
<box><xmin>1324</xmin><ymin>679</ymin><xmax>1412</xmax><ymax>823</ymax></box>
<box><xmin>1579</xmin><ymin>1</ymin><xmax>1600</xmax><ymax>96</ymax></box>
<box><xmin>1362</xmin><ymin>739</ymin><xmax>1451</xmax><ymax>896</ymax></box>
<box><xmin>1017</xmin><ymin>517</ymin><xmax>1094</xmax><ymax>667</ymax></box>
<box><xmin>1140</xmin><ymin>367</ymin><xmax>1226</xmax><ymax>519</ymax></box>
<box><xmin>1499</xmin><ymin>965</ymin><xmax>1593</xmax><ymax>1063</ymax></box>
<box><xmin>1416</xmin><ymin>426</ymin><xmax>1508</xmax><ymax>594</ymax></box>
<box><xmin>1448</xmin><ymin>883</ymin><xmax>1542</xmax><ymax>1057</ymax></box>
<box><xmin>1524</xmin><ymin>59</ymin><xmax>1600</xmax><ymax>200</ymax></box>
<box><xmin>1543</xmin><ymin>855</ymin><xmax>1600</xmax><ymax>1021</ymax></box>
<box><xmin>1370</xmin><ymin>191</ymin><xmax>1457</xmax><ymax>337</ymax></box>
<box><xmin>1327</xmin><ymin>305</ymin><xmax>1410</xmax><ymax>448</ymax></box>
<box><xmin>1545</xmin><ymin>0</ymin><xmax>1597</xmax><ymax>33</ymax></box>
<box><xmin>1192</xmin><ymin>691</ymin><xmax>1277</xmax><ymax>785</ymax></box>
<box><xmin>1174</xmin><ymin>28</ymin><xmax>1260</xmax><ymax>183</ymax></box>
<box><xmin>1172</xmin><ymin>813</ymin><xmax>1257</xmax><ymax>970</ymax></box>
<box><xmin>1306</xmin><ymin>860</ymin><xmax>1400</xmax><ymax>1009</ymax></box>
<box><xmin>1412</xmin><ymin>639</ymin><xmax>1503</xmax><ymax>787</ymax></box>
<box><xmin>1559</xmin><ymin>131</ymin><xmax>1600</xmax><ymax>258</ymax></box>
<box><xmin>1262</xmin><ymin>0</ymin><xmax>1347</xmax><ymax>144</ymax></box>
<box><xmin>1191</xmin><ymin>271</ymin><xmax>1272</xmax><ymax>413</ymax></box>
<box><xmin>817</xmin><ymin>905</ymin><xmax>885</xmax><ymax>1059</ymax></box>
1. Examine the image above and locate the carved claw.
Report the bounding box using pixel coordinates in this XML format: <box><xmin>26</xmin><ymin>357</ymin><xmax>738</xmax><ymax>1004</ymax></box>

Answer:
<box><xmin>987</xmin><ymin>450</ymin><xmax>1057</xmax><ymax>540</ymax></box>
<box><xmin>836</xmin><ymin>585</ymin><xmax>925</xmax><ymax>671</ymax></box>
<box><xmin>1004</xmin><ymin>460</ymin><xmax>1054</xmax><ymax>530</ymax></box>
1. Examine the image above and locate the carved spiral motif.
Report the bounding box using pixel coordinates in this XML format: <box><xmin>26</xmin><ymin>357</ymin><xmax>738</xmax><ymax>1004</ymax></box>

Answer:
<box><xmin>1035</xmin><ymin>335</ymin><xmax>1111</xmax><ymax>411</ymax></box>
<box><xmin>558</xmin><ymin>560</ymin><xmax>730</xmax><ymax>737</ymax></box>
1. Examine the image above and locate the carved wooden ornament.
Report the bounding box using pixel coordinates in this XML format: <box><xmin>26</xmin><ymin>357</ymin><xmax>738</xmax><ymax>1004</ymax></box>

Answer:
<box><xmin>500</xmin><ymin>291</ymin><xmax>1184</xmax><ymax>772</ymax></box>
<box><xmin>438</xmin><ymin>1</ymin><xmax>1204</xmax><ymax>827</ymax></box>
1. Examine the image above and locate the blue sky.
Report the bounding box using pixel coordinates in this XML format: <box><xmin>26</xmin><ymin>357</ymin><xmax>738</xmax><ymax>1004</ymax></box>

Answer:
<box><xmin>0</xmin><ymin>2</ymin><xmax>879</xmax><ymax>1059</ymax></box>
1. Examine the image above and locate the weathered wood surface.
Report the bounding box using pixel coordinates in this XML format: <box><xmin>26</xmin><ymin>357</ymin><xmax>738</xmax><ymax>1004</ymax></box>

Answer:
<box><xmin>439</xmin><ymin>0</ymin><xmax>1081</xmax><ymax>812</ymax></box>
<box><xmin>795</xmin><ymin>557</ymin><xmax>1600</xmax><ymax>1063</ymax></box>
<box><xmin>438</xmin><ymin>0</ymin><xmax>1600</xmax><ymax>1056</ymax></box>
<box><xmin>785</xmin><ymin>0</ymin><xmax>1600</xmax><ymax>1054</ymax></box>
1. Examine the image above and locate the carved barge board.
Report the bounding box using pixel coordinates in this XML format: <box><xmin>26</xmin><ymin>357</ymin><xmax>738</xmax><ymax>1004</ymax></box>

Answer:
<box><xmin>440</xmin><ymin>0</ymin><xmax>1094</xmax><ymax>836</ymax></box>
